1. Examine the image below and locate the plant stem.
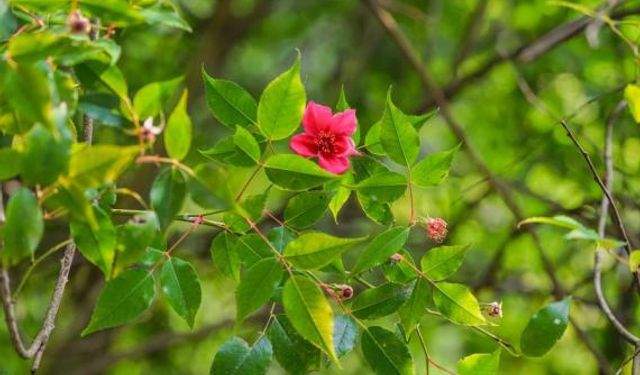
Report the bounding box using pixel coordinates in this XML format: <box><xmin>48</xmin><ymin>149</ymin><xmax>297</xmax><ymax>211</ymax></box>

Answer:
<box><xmin>13</xmin><ymin>239</ymin><xmax>73</xmax><ymax>300</ymax></box>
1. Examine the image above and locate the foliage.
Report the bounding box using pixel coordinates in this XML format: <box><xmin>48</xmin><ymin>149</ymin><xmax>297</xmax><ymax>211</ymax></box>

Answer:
<box><xmin>2</xmin><ymin>1</ymin><xmax>640</xmax><ymax>374</ymax></box>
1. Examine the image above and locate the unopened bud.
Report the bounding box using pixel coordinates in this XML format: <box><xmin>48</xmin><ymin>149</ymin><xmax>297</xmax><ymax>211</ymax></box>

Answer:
<box><xmin>486</xmin><ymin>301</ymin><xmax>503</xmax><ymax>318</ymax></box>
<box><xmin>388</xmin><ymin>252</ymin><xmax>404</xmax><ymax>266</ymax></box>
<box><xmin>67</xmin><ymin>10</ymin><xmax>91</xmax><ymax>34</ymax></box>
<box><xmin>330</xmin><ymin>284</ymin><xmax>354</xmax><ymax>300</ymax></box>
<box><xmin>425</xmin><ymin>217</ymin><xmax>448</xmax><ymax>243</ymax></box>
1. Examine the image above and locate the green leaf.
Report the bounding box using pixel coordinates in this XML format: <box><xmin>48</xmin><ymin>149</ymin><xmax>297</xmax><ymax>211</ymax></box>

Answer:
<box><xmin>268</xmin><ymin>227</ymin><xmax>296</xmax><ymax>253</ymax></box>
<box><xmin>235</xmin><ymin>233</ymin><xmax>273</xmax><ymax>267</ymax></box>
<box><xmin>284</xmin><ymin>232</ymin><xmax>365</xmax><ymax>270</ymax></box>
<box><xmin>71</xmin><ymin>205</ymin><xmax>116</xmax><ymax>277</ymax></box>
<box><xmin>164</xmin><ymin>90</ymin><xmax>192</xmax><ymax>161</ymax></box>
<box><xmin>362</xmin><ymin>326</ymin><xmax>415</xmax><ymax>375</ymax></box>
<box><xmin>200</xmin><ymin>136</ymin><xmax>257</xmax><ymax>167</ymax></box>
<box><xmin>518</xmin><ymin>215</ymin><xmax>584</xmax><ymax>231</ymax></box>
<box><xmin>409</xmin><ymin>108</ymin><xmax>439</xmax><ymax>131</ymax></box>
<box><xmin>82</xmin><ymin>268</ymin><xmax>155</xmax><ymax>335</ymax></box>
<box><xmin>236</xmin><ymin>257</ymin><xmax>283</xmax><ymax>323</ymax></box>
<box><xmin>458</xmin><ymin>350</ymin><xmax>501</xmax><ymax>375</ymax></box>
<box><xmin>282</xmin><ymin>275</ymin><xmax>338</xmax><ymax>363</ymax></box>
<box><xmin>420</xmin><ymin>245</ymin><xmax>470</xmax><ymax>281</ymax></box>
<box><xmin>355</xmin><ymin>171</ymin><xmax>407</xmax><ymax>203</ymax></box>
<box><xmin>268</xmin><ymin>315</ymin><xmax>321</xmax><ymax>375</ymax></box>
<box><xmin>233</xmin><ymin>126</ymin><xmax>261</xmax><ymax>163</ymax></box>
<box><xmin>336</xmin><ymin>85</ymin><xmax>350</xmax><ymax>112</ymax></box>
<box><xmin>333</xmin><ymin>314</ymin><xmax>358</xmax><ymax>358</ymax></box>
<box><xmin>76</xmin><ymin>62</ymin><xmax>128</xmax><ymax>101</ymax></box>
<box><xmin>210</xmin><ymin>232</ymin><xmax>241</xmax><ymax>281</ymax></box>
<box><xmin>328</xmin><ymin>174</ymin><xmax>353</xmax><ymax>223</ymax></box>
<box><xmin>21</xmin><ymin>124</ymin><xmax>70</xmax><ymax>186</ymax></box>
<box><xmin>78</xmin><ymin>0</ymin><xmax>145</xmax><ymax>26</ymax></box>
<box><xmin>625</xmin><ymin>84</ymin><xmax>640</xmax><ymax>123</ymax></box>
<box><xmin>150</xmin><ymin>168</ymin><xmax>186</xmax><ymax>232</ymax></box>
<box><xmin>412</xmin><ymin>144</ymin><xmax>459</xmax><ymax>187</ymax></box>
<box><xmin>2</xmin><ymin>188</ymin><xmax>43</xmax><ymax>265</ymax></box>
<box><xmin>399</xmin><ymin>278</ymin><xmax>430</xmax><ymax>336</ymax></box>
<box><xmin>264</xmin><ymin>154</ymin><xmax>337</xmax><ymax>191</ymax></box>
<box><xmin>630</xmin><ymin>250</ymin><xmax>640</xmax><ymax>272</ymax></box>
<box><xmin>284</xmin><ymin>191</ymin><xmax>331</xmax><ymax>228</ymax></box>
<box><xmin>0</xmin><ymin>148</ymin><xmax>21</xmax><ymax>180</ymax></box>
<box><xmin>133</xmin><ymin>76</ymin><xmax>183</xmax><ymax>119</ymax></box>
<box><xmin>352</xmin><ymin>227</ymin><xmax>410</xmax><ymax>275</ymax></box>
<box><xmin>160</xmin><ymin>257</ymin><xmax>201</xmax><ymax>328</ymax></box>
<box><xmin>210</xmin><ymin>336</ymin><xmax>272</xmax><ymax>375</ymax></box>
<box><xmin>382</xmin><ymin>249</ymin><xmax>417</xmax><ymax>284</ymax></box>
<box><xmin>115</xmin><ymin>211</ymin><xmax>162</xmax><ymax>268</ymax></box>
<box><xmin>380</xmin><ymin>91</ymin><xmax>420</xmax><ymax>166</ymax></box>
<box><xmin>357</xmin><ymin>193</ymin><xmax>393</xmax><ymax>225</ymax></box>
<box><xmin>202</xmin><ymin>68</ymin><xmax>257</xmax><ymax>128</ymax></box>
<box><xmin>364</xmin><ymin>122</ymin><xmax>386</xmax><ymax>156</ymax></box>
<box><xmin>3</xmin><ymin>63</ymin><xmax>53</xmax><ymax>132</ymax></box>
<box><xmin>432</xmin><ymin>282</ymin><xmax>486</xmax><ymax>326</ymax></box>
<box><xmin>7</xmin><ymin>32</ymin><xmax>118</xmax><ymax>66</ymax></box>
<box><xmin>351</xmin><ymin>283</ymin><xmax>412</xmax><ymax>320</ymax></box>
<box><xmin>140</xmin><ymin>2</ymin><xmax>192</xmax><ymax>32</ymax></box>
<box><xmin>257</xmin><ymin>57</ymin><xmax>306</xmax><ymax>140</ymax></box>
<box><xmin>67</xmin><ymin>145</ymin><xmax>138</xmax><ymax>189</ymax></box>
<box><xmin>520</xmin><ymin>297</ymin><xmax>571</xmax><ymax>357</ymax></box>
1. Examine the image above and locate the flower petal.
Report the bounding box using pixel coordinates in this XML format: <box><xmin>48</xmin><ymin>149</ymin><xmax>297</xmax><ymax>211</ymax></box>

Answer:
<box><xmin>290</xmin><ymin>133</ymin><xmax>318</xmax><ymax>157</ymax></box>
<box><xmin>332</xmin><ymin>136</ymin><xmax>359</xmax><ymax>157</ymax></box>
<box><xmin>303</xmin><ymin>102</ymin><xmax>333</xmax><ymax>135</ymax></box>
<box><xmin>329</xmin><ymin>109</ymin><xmax>357</xmax><ymax>136</ymax></box>
<box><xmin>318</xmin><ymin>155</ymin><xmax>350</xmax><ymax>174</ymax></box>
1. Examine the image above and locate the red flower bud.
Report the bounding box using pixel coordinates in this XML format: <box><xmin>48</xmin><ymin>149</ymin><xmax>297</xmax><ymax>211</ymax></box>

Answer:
<box><xmin>67</xmin><ymin>11</ymin><xmax>91</xmax><ymax>34</ymax></box>
<box><xmin>341</xmin><ymin>285</ymin><xmax>353</xmax><ymax>299</ymax></box>
<box><xmin>388</xmin><ymin>252</ymin><xmax>404</xmax><ymax>266</ymax></box>
<box><xmin>486</xmin><ymin>301</ymin><xmax>503</xmax><ymax>318</ymax></box>
<box><xmin>425</xmin><ymin>217</ymin><xmax>448</xmax><ymax>243</ymax></box>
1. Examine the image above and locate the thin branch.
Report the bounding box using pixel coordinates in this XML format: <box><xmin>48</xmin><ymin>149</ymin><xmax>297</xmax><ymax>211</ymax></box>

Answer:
<box><xmin>419</xmin><ymin>5</ymin><xmax>640</xmax><ymax>111</ymax></box>
<box><xmin>559</xmin><ymin>118</ymin><xmax>635</xmax><ymax>254</ymax></box>
<box><xmin>594</xmin><ymin>101</ymin><xmax>640</xmax><ymax>346</ymax></box>
<box><xmin>0</xmin><ymin>244</ymin><xmax>76</xmax><ymax>361</ymax></box>
<box><xmin>452</xmin><ymin>0</ymin><xmax>488</xmax><ymax>75</ymax></box>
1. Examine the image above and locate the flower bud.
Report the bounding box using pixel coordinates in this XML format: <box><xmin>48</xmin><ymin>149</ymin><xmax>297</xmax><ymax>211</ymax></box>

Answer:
<box><xmin>341</xmin><ymin>285</ymin><xmax>354</xmax><ymax>299</ymax></box>
<box><xmin>67</xmin><ymin>10</ymin><xmax>91</xmax><ymax>34</ymax></box>
<box><xmin>425</xmin><ymin>217</ymin><xmax>448</xmax><ymax>243</ymax></box>
<box><xmin>486</xmin><ymin>301</ymin><xmax>503</xmax><ymax>318</ymax></box>
<box><xmin>388</xmin><ymin>252</ymin><xmax>404</xmax><ymax>266</ymax></box>
<box><xmin>330</xmin><ymin>284</ymin><xmax>354</xmax><ymax>300</ymax></box>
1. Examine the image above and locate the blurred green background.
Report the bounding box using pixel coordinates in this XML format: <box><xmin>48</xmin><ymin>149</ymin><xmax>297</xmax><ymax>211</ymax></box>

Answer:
<box><xmin>3</xmin><ymin>0</ymin><xmax>640</xmax><ymax>374</ymax></box>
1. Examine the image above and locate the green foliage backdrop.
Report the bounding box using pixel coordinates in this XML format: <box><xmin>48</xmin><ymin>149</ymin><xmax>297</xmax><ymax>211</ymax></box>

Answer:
<box><xmin>2</xmin><ymin>1</ymin><xmax>640</xmax><ymax>374</ymax></box>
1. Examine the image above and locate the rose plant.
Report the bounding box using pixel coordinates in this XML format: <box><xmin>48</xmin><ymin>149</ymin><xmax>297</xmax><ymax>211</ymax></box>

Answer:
<box><xmin>0</xmin><ymin>2</ymin><xmax>598</xmax><ymax>374</ymax></box>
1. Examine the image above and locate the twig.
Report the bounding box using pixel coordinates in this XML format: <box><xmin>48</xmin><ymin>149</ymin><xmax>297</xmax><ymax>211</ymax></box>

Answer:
<box><xmin>415</xmin><ymin>326</ymin><xmax>431</xmax><ymax>375</ymax></box>
<box><xmin>452</xmin><ymin>0</ymin><xmax>488</xmax><ymax>75</ymax></box>
<box><xmin>593</xmin><ymin>100</ymin><xmax>640</xmax><ymax>350</ymax></box>
<box><xmin>0</xmin><ymin>244</ymin><xmax>76</xmax><ymax>361</ymax></box>
<box><xmin>418</xmin><ymin>5</ymin><xmax>640</xmax><ymax>111</ymax></box>
<box><xmin>111</xmin><ymin>208</ymin><xmax>228</xmax><ymax>230</ymax></box>
<box><xmin>559</xmin><ymin>118</ymin><xmax>634</xmax><ymax>254</ymax></box>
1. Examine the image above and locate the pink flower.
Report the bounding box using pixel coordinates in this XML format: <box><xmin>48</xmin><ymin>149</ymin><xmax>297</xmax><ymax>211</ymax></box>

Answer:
<box><xmin>290</xmin><ymin>102</ymin><xmax>359</xmax><ymax>174</ymax></box>
<box><xmin>425</xmin><ymin>217</ymin><xmax>448</xmax><ymax>243</ymax></box>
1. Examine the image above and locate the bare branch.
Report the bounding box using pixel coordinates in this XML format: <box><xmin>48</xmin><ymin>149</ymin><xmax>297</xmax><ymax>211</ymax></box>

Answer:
<box><xmin>419</xmin><ymin>5</ymin><xmax>640</xmax><ymax>111</ymax></box>
<box><xmin>593</xmin><ymin>101</ymin><xmax>640</xmax><ymax>345</ymax></box>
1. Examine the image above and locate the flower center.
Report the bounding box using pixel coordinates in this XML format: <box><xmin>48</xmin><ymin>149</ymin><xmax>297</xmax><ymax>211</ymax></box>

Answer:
<box><xmin>315</xmin><ymin>131</ymin><xmax>336</xmax><ymax>154</ymax></box>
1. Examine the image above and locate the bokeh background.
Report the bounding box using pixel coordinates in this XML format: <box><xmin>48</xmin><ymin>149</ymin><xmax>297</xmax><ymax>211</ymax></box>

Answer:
<box><xmin>3</xmin><ymin>0</ymin><xmax>640</xmax><ymax>374</ymax></box>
